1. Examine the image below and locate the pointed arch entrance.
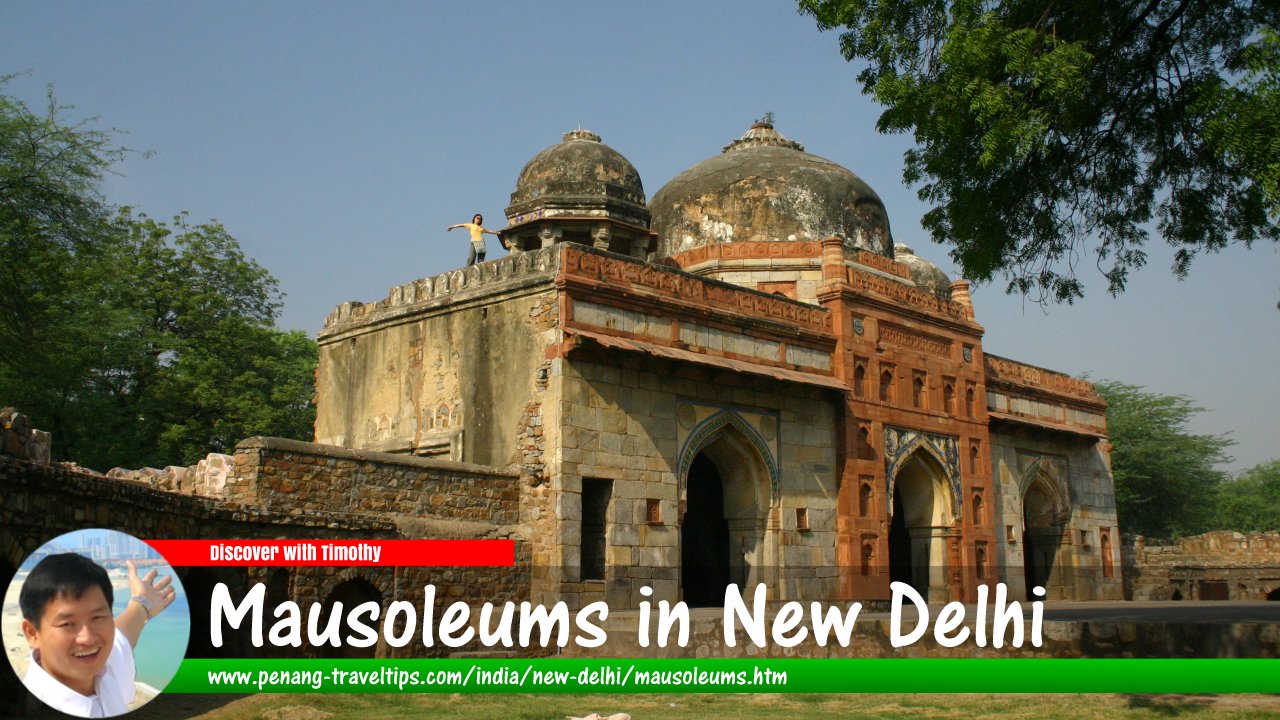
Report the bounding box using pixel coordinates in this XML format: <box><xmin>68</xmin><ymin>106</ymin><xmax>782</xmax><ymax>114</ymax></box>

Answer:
<box><xmin>677</xmin><ymin>412</ymin><xmax>775</xmax><ymax>607</ymax></box>
<box><xmin>1020</xmin><ymin>460</ymin><xmax>1070</xmax><ymax>598</ymax></box>
<box><xmin>888</xmin><ymin>448</ymin><xmax>954</xmax><ymax>602</ymax></box>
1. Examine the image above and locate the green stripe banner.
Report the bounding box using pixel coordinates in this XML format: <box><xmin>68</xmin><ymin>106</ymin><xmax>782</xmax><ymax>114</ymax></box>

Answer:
<box><xmin>169</xmin><ymin>658</ymin><xmax>1280</xmax><ymax>694</ymax></box>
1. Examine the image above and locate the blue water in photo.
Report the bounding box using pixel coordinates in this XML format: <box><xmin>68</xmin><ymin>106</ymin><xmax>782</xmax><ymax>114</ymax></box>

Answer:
<box><xmin>107</xmin><ymin>574</ymin><xmax>190</xmax><ymax>690</ymax></box>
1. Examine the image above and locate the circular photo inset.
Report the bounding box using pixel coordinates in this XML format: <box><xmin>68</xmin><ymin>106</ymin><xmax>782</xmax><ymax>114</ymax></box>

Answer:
<box><xmin>4</xmin><ymin>529</ymin><xmax>190</xmax><ymax>717</ymax></box>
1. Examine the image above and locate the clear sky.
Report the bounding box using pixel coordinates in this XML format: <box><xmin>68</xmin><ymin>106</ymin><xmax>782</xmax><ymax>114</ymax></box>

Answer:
<box><xmin>4</xmin><ymin>1</ymin><xmax>1276</xmax><ymax>473</ymax></box>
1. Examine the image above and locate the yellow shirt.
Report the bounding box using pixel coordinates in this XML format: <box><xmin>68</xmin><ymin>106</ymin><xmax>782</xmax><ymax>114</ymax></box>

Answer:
<box><xmin>460</xmin><ymin>223</ymin><xmax>489</xmax><ymax>246</ymax></box>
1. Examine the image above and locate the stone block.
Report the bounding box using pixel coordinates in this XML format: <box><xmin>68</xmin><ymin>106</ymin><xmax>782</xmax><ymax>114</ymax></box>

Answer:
<box><xmin>599</xmin><ymin>433</ymin><xmax>623</xmax><ymax>454</ymax></box>
<box><xmin>613</xmin><ymin>524</ymin><xmax>640</xmax><ymax>546</ymax></box>
<box><xmin>603</xmin><ymin>412</ymin><xmax>628</xmax><ymax>434</ymax></box>
<box><xmin>607</xmin><ymin>546</ymin><xmax>634</xmax><ymax>567</ymax></box>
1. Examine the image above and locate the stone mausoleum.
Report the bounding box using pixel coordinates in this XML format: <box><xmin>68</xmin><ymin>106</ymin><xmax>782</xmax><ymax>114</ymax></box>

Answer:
<box><xmin>315</xmin><ymin>122</ymin><xmax>1124</xmax><ymax>607</ymax></box>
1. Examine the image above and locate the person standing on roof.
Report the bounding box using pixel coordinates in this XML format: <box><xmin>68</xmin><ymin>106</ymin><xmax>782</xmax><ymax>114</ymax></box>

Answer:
<box><xmin>447</xmin><ymin>213</ymin><xmax>501</xmax><ymax>266</ymax></box>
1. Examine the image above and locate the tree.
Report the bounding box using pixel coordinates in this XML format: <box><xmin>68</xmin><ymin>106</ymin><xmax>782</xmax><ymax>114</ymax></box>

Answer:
<box><xmin>799</xmin><ymin>1</ymin><xmax>1280</xmax><ymax>302</ymax></box>
<box><xmin>1094</xmin><ymin>380</ymin><xmax>1233</xmax><ymax>537</ymax></box>
<box><xmin>0</xmin><ymin>82</ymin><xmax>316</xmax><ymax>470</ymax></box>
<box><xmin>1215</xmin><ymin>460</ymin><xmax>1280</xmax><ymax>532</ymax></box>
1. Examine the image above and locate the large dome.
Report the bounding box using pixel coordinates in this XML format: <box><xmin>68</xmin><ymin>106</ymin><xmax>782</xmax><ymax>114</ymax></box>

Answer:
<box><xmin>650</xmin><ymin>123</ymin><xmax>893</xmax><ymax>259</ymax></box>
<box><xmin>505</xmin><ymin>129</ymin><xmax>649</xmax><ymax>228</ymax></box>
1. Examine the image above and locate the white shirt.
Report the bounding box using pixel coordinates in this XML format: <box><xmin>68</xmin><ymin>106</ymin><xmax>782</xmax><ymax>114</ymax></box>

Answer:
<box><xmin>22</xmin><ymin>627</ymin><xmax>137</xmax><ymax>718</ymax></box>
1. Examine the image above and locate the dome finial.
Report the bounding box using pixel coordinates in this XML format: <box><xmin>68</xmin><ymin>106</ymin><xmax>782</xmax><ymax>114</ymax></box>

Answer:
<box><xmin>563</xmin><ymin>128</ymin><xmax>601</xmax><ymax>143</ymax></box>
<box><xmin>724</xmin><ymin>118</ymin><xmax>804</xmax><ymax>153</ymax></box>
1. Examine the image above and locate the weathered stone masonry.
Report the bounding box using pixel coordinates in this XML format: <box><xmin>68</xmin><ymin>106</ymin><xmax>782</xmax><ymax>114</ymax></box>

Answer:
<box><xmin>1124</xmin><ymin>532</ymin><xmax>1280</xmax><ymax>601</ymax></box>
<box><xmin>0</xmin><ymin>436</ymin><xmax>532</xmax><ymax>663</ymax></box>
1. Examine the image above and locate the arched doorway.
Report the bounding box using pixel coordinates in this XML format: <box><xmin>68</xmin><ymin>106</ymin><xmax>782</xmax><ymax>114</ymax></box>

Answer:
<box><xmin>888</xmin><ymin>450</ymin><xmax>952</xmax><ymax>602</ymax></box>
<box><xmin>679</xmin><ymin>421</ymin><xmax>772</xmax><ymax>607</ymax></box>
<box><xmin>266</xmin><ymin>568</ymin><xmax>290</xmax><ymax>608</ymax></box>
<box><xmin>682</xmin><ymin>454</ymin><xmax>731</xmax><ymax>606</ymax></box>
<box><xmin>319</xmin><ymin>578</ymin><xmax>382</xmax><ymax>658</ymax></box>
<box><xmin>1266</xmin><ymin>587</ymin><xmax>1280</xmax><ymax>601</ymax></box>
<box><xmin>1022</xmin><ymin>481</ymin><xmax>1063</xmax><ymax>597</ymax></box>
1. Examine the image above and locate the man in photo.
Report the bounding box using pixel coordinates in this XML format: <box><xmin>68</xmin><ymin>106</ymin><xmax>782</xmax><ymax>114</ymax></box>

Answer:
<box><xmin>19</xmin><ymin>553</ymin><xmax>176</xmax><ymax>717</ymax></box>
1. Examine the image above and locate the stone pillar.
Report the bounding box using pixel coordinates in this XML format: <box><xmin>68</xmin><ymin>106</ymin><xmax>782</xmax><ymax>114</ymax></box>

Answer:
<box><xmin>820</xmin><ymin>235</ymin><xmax>845</xmax><ymax>281</ymax></box>
<box><xmin>538</xmin><ymin>226</ymin><xmax>562</xmax><ymax>249</ymax></box>
<box><xmin>592</xmin><ymin>224</ymin><xmax>612</xmax><ymax>251</ymax></box>
<box><xmin>950</xmin><ymin>280</ymin><xmax>974</xmax><ymax>318</ymax></box>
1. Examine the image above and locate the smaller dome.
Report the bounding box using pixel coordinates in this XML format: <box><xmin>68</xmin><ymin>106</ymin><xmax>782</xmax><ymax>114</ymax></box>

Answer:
<box><xmin>894</xmin><ymin>243</ymin><xmax>952</xmax><ymax>298</ymax></box>
<box><xmin>506</xmin><ymin>129</ymin><xmax>649</xmax><ymax>228</ymax></box>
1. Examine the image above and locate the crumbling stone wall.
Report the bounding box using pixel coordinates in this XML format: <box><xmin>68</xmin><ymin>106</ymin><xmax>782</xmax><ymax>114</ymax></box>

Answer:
<box><xmin>224</xmin><ymin>436</ymin><xmax>521</xmax><ymax>526</ymax></box>
<box><xmin>1123</xmin><ymin>532</ymin><xmax>1280</xmax><ymax>601</ymax></box>
<box><xmin>0</xmin><ymin>436</ymin><xmax>534</xmax><ymax>668</ymax></box>
<box><xmin>0</xmin><ymin>453</ymin><xmax>389</xmax><ymax>570</ymax></box>
<box><xmin>105</xmin><ymin>453</ymin><xmax>234</xmax><ymax>496</ymax></box>
<box><xmin>0</xmin><ymin>408</ymin><xmax>50</xmax><ymax>465</ymax></box>
<box><xmin>314</xmin><ymin>247</ymin><xmax>561</xmax><ymax>468</ymax></box>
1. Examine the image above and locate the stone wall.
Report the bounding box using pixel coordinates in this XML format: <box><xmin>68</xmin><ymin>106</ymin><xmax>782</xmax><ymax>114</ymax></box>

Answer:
<box><xmin>543</xmin><ymin>348</ymin><xmax>841</xmax><ymax>610</ymax></box>
<box><xmin>1123</xmin><ymin>532</ymin><xmax>1280</xmax><ymax>601</ymax></box>
<box><xmin>105</xmin><ymin>453</ymin><xmax>234</xmax><ymax>496</ymax></box>
<box><xmin>0</xmin><ymin>407</ymin><xmax>50</xmax><ymax>466</ymax></box>
<box><xmin>0</xmin><ymin>454</ymin><xmax>394</xmax><ymax>570</ymax></box>
<box><xmin>989</xmin><ymin>426</ymin><xmax>1123</xmax><ymax>601</ymax></box>
<box><xmin>315</xmin><ymin>246</ymin><xmax>560</xmax><ymax>468</ymax></box>
<box><xmin>0</xmin><ymin>442</ymin><xmax>534</xmax><ymax>665</ymax></box>
<box><xmin>225</xmin><ymin>436</ymin><xmax>522</xmax><ymax>527</ymax></box>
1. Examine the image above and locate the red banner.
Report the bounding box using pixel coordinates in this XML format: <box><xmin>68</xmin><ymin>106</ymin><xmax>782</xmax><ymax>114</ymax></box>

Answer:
<box><xmin>146</xmin><ymin>539</ymin><xmax>514</xmax><ymax>567</ymax></box>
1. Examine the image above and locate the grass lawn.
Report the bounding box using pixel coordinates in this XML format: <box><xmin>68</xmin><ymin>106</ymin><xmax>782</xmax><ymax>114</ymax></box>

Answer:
<box><xmin>105</xmin><ymin>692</ymin><xmax>1280</xmax><ymax>720</ymax></box>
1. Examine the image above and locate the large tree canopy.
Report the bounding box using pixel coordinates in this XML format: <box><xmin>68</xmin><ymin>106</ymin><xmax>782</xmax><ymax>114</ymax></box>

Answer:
<box><xmin>1094</xmin><ymin>380</ymin><xmax>1232</xmax><ymax>537</ymax></box>
<box><xmin>799</xmin><ymin>1</ymin><xmax>1280</xmax><ymax>301</ymax></box>
<box><xmin>0</xmin><ymin>82</ymin><xmax>316</xmax><ymax>470</ymax></box>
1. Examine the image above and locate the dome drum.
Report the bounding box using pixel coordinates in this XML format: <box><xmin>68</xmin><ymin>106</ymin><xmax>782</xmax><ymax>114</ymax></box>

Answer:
<box><xmin>506</xmin><ymin>185</ymin><xmax>649</xmax><ymax>227</ymax></box>
<box><xmin>501</xmin><ymin>129</ymin><xmax>654</xmax><ymax>259</ymax></box>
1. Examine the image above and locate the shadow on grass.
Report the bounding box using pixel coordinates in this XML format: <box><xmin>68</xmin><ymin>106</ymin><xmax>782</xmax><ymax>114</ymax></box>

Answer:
<box><xmin>1123</xmin><ymin>695</ymin><xmax>1216</xmax><ymax>716</ymax></box>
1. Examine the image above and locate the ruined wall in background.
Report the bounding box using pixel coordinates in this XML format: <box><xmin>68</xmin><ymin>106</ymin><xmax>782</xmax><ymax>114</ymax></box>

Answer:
<box><xmin>1123</xmin><ymin>532</ymin><xmax>1280</xmax><ymax>601</ymax></box>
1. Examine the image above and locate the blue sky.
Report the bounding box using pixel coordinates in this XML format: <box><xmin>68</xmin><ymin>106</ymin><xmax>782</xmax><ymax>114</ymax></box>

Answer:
<box><xmin>4</xmin><ymin>1</ymin><xmax>1276</xmax><ymax>472</ymax></box>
